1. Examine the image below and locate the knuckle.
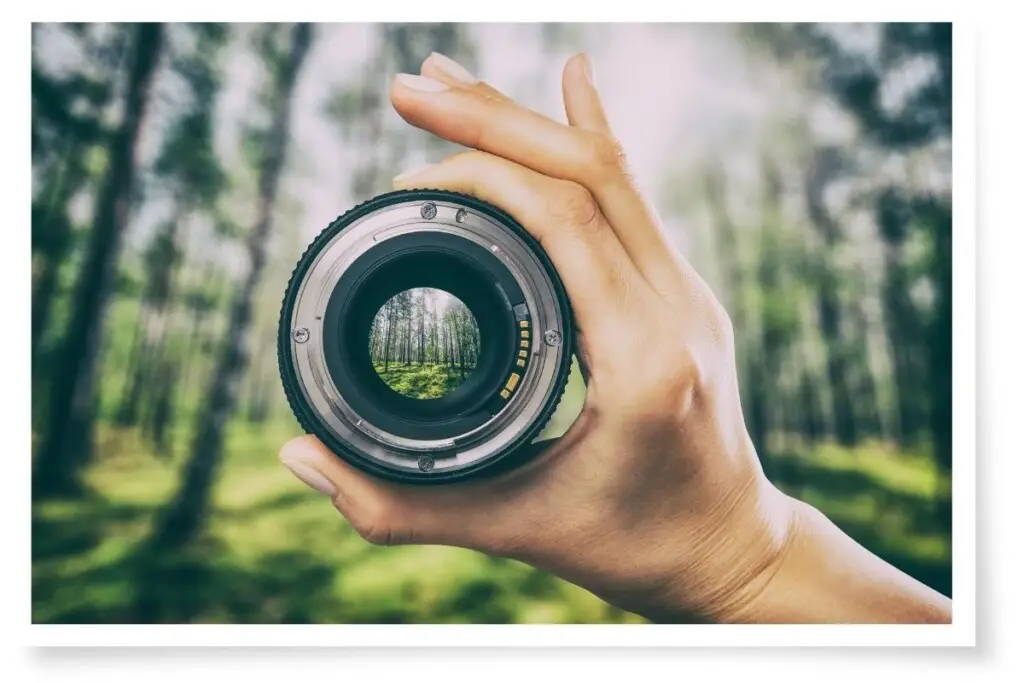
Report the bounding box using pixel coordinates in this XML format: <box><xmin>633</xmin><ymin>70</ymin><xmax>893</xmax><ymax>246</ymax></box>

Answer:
<box><xmin>546</xmin><ymin>184</ymin><xmax>601</xmax><ymax>233</ymax></box>
<box><xmin>446</xmin><ymin>150</ymin><xmax>487</xmax><ymax>179</ymax></box>
<box><xmin>581</xmin><ymin>133</ymin><xmax>629</xmax><ymax>180</ymax></box>
<box><xmin>708</xmin><ymin>301</ymin><xmax>736</xmax><ymax>351</ymax></box>
<box><xmin>662</xmin><ymin>353</ymin><xmax>707</xmax><ymax>399</ymax></box>
<box><xmin>449</xmin><ymin>149</ymin><xmax>483</xmax><ymax>167</ymax></box>
<box><xmin>611</xmin><ymin>334</ymin><xmax>708</xmax><ymax>417</ymax></box>
<box><xmin>347</xmin><ymin>506</ymin><xmax>405</xmax><ymax>547</ymax></box>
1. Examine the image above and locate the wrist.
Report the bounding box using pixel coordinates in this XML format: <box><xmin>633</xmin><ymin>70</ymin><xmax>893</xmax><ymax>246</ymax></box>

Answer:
<box><xmin>714</xmin><ymin>495</ymin><xmax>953</xmax><ymax>624</ymax></box>
<box><xmin>655</xmin><ymin>475</ymin><xmax>799</xmax><ymax>623</ymax></box>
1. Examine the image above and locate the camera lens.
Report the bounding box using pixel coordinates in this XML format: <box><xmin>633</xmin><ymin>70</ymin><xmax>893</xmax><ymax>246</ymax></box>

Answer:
<box><xmin>278</xmin><ymin>190</ymin><xmax>574</xmax><ymax>484</ymax></box>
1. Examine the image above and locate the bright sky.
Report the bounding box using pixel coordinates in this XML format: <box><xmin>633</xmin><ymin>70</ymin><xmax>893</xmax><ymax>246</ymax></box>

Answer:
<box><xmin>246</xmin><ymin>23</ymin><xmax>788</xmax><ymax>247</ymax></box>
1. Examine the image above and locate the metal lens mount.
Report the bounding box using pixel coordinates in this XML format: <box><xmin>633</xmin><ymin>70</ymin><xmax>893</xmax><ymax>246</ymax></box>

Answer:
<box><xmin>278</xmin><ymin>190</ymin><xmax>574</xmax><ymax>484</ymax></box>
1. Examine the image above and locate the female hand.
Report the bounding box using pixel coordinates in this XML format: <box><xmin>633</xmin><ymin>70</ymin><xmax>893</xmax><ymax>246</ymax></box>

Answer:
<box><xmin>279</xmin><ymin>52</ymin><xmax>952</xmax><ymax>624</ymax></box>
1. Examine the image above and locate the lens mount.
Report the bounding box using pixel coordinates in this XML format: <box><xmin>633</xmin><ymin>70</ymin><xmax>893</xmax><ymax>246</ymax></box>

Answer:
<box><xmin>278</xmin><ymin>190</ymin><xmax>574</xmax><ymax>484</ymax></box>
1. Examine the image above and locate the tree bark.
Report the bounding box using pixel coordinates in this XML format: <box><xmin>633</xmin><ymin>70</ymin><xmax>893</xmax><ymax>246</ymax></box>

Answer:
<box><xmin>33</xmin><ymin>23</ymin><xmax>164</xmax><ymax>498</ymax></box>
<box><xmin>804</xmin><ymin>147</ymin><xmax>859</xmax><ymax>447</ymax></box>
<box><xmin>382</xmin><ymin>299</ymin><xmax>393</xmax><ymax>372</ymax></box>
<box><xmin>32</xmin><ymin>152</ymin><xmax>82</xmax><ymax>361</ymax></box>
<box><xmin>114</xmin><ymin>299</ymin><xmax>152</xmax><ymax>426</ymax></box>
<box><xmin>148</xmin><ymin>23</ymin><xmax>313</xmax><ymax>549</ymax></box>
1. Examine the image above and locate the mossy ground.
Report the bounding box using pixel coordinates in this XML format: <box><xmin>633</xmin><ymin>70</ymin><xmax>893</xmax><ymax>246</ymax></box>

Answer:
<box><xmin>373</xmin><ymin>362</ymin><xmax>473</xmax><ymax>399</ymax></box>
<box><xmin>32</xmin><ymin>364</ymin><xmax>951</xmax><ymax>623</ymax></box>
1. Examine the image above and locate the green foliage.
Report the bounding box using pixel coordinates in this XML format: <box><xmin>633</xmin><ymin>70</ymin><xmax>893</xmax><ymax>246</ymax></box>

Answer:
<box><xmin>31</xmin><ymin>419</ymin><xmax>642</xmax><ymax>624</ymax></box>
<box><xmin>154</xmin><ymin>24</ymin><xmax>230</xmax><ymax>207</ymax></box>
<box><xmin>772</xmin><ymin>441</ymin><xmax>951</xmax><ymax>594</ymax></box>
<box><xmin>153</xmin><ymin>110</ymin><xmax>228</xmax><ymax>206</ymax></box>
<box><xmin>374</xmin><ymin>363</ymin><xmax>473</xmax><ymax>400</ymax></box>
<box><xmin>31</xmin><ymin>420</ymin><xmax>951</xmax><ymax>623</ymax></box>
<box><xmin>32</xmin><ymin>22</ymin><xmax>953</xmax><ymax>623</ymax></box>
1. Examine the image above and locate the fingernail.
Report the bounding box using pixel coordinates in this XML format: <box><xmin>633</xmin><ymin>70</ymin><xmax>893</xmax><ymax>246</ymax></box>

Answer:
<box><xmin>580</xmin><ymin>53</ymin><xmax>595</xmax><ymax>87</ymax></box>
<box><xmin>429</xmin><ymin>52</ymin><xmax>477</xmax><ymax>85</ymax></box>
<box><xmin>280</xmin><ymin>453</ymin><xmax>337</xmax><ymax>498</ymax></box>
<box><xmin>395</xmin><ymin>73</ymin><xmax>449</xmax><ymax>92</ymax></box>
<box><xmin>393</xmin><ymin>163</ymin><xmax>435</xmax><ymax>183</ymax></box>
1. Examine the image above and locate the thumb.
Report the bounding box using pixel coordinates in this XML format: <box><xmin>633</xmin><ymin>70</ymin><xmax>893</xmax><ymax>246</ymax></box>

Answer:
<box><xmin>278</xmin><ymin>435</ymin><xmax>506</xmax><ymax>548</ymax></box>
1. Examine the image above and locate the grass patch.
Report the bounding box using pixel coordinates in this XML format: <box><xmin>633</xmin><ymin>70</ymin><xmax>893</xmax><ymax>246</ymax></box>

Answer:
<box><xmin>31</xmin><ymin>419</ymin><xmax>952</xmax><ymax>623</ymax></box>
<box><xmin>32</xmin><ymin>420</ymin><xmax>634</xmax><ymax>624</ymax></box>
<box><xmin>373</xmin><ymin>362</ymin><xmax>474</xmax><ymax>399</ymax></box>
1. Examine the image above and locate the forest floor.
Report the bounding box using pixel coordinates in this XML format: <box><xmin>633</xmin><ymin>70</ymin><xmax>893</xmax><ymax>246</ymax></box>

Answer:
<box><xmin>31</xmin><ymin>414</ymin><xmax>951</xmax><ymax>624</ymax></box>
<box><xmin>373</xmin><ymin>362</ymin><xmax>474</xmax><ymax>399</ymax></box>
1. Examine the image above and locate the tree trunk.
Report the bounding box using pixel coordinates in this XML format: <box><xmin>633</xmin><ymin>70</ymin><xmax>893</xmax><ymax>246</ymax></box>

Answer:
<box><xmin>446</xmin><ymin>318</ymin><xmax>455</xmax><ymax>368</ymax></box>
<box><xmin>147</xmin><ymin>23</ymin><xmax>312</xmax><ymax>550</ymax></box>
<box><xmin>33</xmin><ymin>23</ymin><xmax>164</xmax><ymax>499</ymax></box>
<box><xmin>382</xmin><ymin>302</ymin><xmax>393</xmax><ymax>372</ymax></box>
<box><xmin>31</xmin><ymin>160</ymin><xmax>80</xmax><ymax>362</ymax></box>
<box><xmin>148</xmin><ymin>355</ymin><xmax>176</xmax><ymax>458</ymax></box>
<box><xmin>847</xmin><ymin>300</ymin><xmax>884</xmax><ymax>438</ymax></box>
<box><xmin>702</xmin><ymin>167</ymin><xmax>771</xmax><ymax>460</ymax></box>
<box><xmin>804</xmin><ymin>147</ymin><xmax>858</xmax><ymax>447</ymax></box>
<box><xmin>418</xmin><ymin>296</ymin><xmax>426</xmax><ymax>365</ymax></box>
<box><xmin>115</xmin><ymin>300</ymin><xmax>152</xmax><ymax>426</ymax></box>
<box><xmin>32</xmin><ymin>63</ymin><xmax>104</xmax><ymax>363</ymax></box>
<box><xmin>877</xmin><ymin>189</ymin><xmax>928</xmax><ymax>445</ymax></box>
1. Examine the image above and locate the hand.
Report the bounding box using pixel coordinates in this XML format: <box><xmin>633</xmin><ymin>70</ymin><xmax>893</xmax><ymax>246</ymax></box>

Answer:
<box><xmin>279</xmin><ymin>52</ymin><xmax>952</xmax><ymax>624</ymax></box>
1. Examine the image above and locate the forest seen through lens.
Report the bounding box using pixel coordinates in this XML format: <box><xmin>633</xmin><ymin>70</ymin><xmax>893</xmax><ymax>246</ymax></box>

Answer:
<box><xmin>369</xmin><ymin>288</ymin><xmax>481</xmax><ymax>399</ymax></box>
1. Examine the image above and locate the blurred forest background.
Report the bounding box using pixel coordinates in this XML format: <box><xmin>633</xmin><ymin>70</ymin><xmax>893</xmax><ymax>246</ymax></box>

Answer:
<box><xmin>31</xmin><ymin>22</ymin><xmax>953</xmax><ymax>624</ymax></box>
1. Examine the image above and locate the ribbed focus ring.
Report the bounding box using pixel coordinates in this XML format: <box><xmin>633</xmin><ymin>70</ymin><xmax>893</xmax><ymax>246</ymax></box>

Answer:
<box><xmin>277</xmin><ymin>190</ymin><xmax>574</xmax><ymax>484</ymax></box>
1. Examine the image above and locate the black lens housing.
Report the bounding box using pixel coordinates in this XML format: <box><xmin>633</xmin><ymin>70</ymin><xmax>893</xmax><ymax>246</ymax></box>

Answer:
<box><xmin>325</xmin><ymin>232</ymin><xmax>522</xmax><ymax>440</ymax></box>
<box><xmin>278</xmin><ymin>190</ymin><xmax>574</xmax><ymax>484</ymax></box>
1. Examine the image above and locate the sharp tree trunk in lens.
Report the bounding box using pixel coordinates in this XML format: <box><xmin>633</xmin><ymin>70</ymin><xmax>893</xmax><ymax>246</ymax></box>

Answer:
<box><xmin>33</xmin><ymin>23</ymin><xmax>165</xmax><ymax>499</ymax></box>
<box><xmin>418</xmin><ymin>292</ymin><xmax>427</xmax><ymax>365</ymax></box>
<box><xmin>447</xmin><ymin>317</ymin><xmax>455</xmax><ymax>369</ymax></box>
<box><xmin>431</xmin><ymin>308</ymin><xmax>439</xmax><ymax>364</ymax></box>
<box><xmin>457</xmin><ymin>310</ymin><xmax>467</xmax><ymax>378</ymax></box>
<box><xmin>148</xmin><ymin>23</ymin><xmax>313</xmax><ymax>550</ymax></box>
<box><xmin>382</xmin><ymin>298</ymin><xmax>393</xmax><ymax>372</ymax></box>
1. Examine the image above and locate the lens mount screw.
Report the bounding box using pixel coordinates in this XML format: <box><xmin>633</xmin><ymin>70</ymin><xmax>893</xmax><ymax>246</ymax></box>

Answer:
<box><xmin>543</xmin><ymin>329</ymin><xmax>562</xmax><ymax>347</ymax></box>
<box><xmin>455</xmin><ymin>208</ymin><xmax>468</xmax><ymax>223</ymax></box>
<box><xmin>421</xmin><ymin>203</ymin><xmax>437</xmax><ymax>220</ymax></box>
<box><xmin>417</xmin><ymin>455</ymin><xmax>435</xmax><ymax>472</ymax></box>
<box><xmin>293</xmin><ymin>327</ymin><xmax>310</xmax><ymax>344</ymax></box>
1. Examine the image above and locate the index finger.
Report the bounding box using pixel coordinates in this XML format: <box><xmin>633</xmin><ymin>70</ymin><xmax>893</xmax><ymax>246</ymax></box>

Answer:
<box><xmin>389</xmin><ymin>69</ymin><xmax>687</xmax><ymax>297</ymax></box>
<box><xmin>393</xmin><ymin>150</ymin><xmax>642</xmax><ymax>336</ymax></box>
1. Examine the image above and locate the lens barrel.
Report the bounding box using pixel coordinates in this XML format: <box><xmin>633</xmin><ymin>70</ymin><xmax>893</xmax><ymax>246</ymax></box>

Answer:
<box><xmin>278</xmin><ymin>190</ymin><xmax>574</xmax><ymax>484</ymax></box>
